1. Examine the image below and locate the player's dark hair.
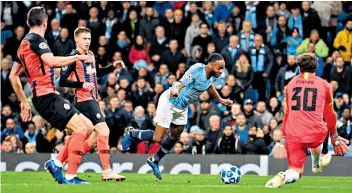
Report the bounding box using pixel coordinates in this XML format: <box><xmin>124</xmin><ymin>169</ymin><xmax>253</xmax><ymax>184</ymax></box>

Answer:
<box><xmin>297</xmin><ymin>53</ymin><xmax>318</xmax><ymax>73</ymax></box>
<box><xmin>74</xmin><ymin>27</ymin><xmax>91</xmax><ymax>37</ymax></box>
<box><xmin>207</xmin><ymin>53</ymin><xmax>224</xmax><ymax>63</ymax></box>
<box><xmin>27</xmin><ymin>6</ymin><xmax>48</xmax><ymax>27</ymax></box>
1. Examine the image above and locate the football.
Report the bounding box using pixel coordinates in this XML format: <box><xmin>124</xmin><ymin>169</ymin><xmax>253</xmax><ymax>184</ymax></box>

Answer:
<box><xmin>220</xmin><ymin>166</ymin><xmax>242</xmax><ymax>184</ymax></box>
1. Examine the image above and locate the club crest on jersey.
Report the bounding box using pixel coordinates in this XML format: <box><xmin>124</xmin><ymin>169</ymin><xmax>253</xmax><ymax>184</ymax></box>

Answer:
<box><xmin>63</xmin><ymin>103</ymin><xmax>71</xmax><ymax>110</ymax></box>
<box><xmin>39</xmin><ymin>42</ymin><xmax>49</xmax><ymax>49</ymax></box>
<box><xmin>96</xmin><ymin>113</ymin><xmax>101</xmax><ymax>119</ymax></box>
<box><xmin>186</xmin><ymin>74</ymin><xmax>192</xmax><ymax>80</ymax></box>
<box><xmin>62</xmin><ymin>66</ymin><xmax>68</xmax><ymax>71</ymax></box>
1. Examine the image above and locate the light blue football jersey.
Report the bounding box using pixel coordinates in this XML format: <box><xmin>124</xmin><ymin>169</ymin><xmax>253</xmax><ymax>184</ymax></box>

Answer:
<box><xmin>169</xmin><ymin>63</ymin><xmax>216</xmax><ymax>109</ymax></box>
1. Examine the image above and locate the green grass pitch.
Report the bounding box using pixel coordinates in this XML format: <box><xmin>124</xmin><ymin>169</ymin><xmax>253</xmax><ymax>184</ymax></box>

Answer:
<box><xmin>1</xmin><ymin>172</ymin><xmax>352</xmax><ymax>193</ymax></box>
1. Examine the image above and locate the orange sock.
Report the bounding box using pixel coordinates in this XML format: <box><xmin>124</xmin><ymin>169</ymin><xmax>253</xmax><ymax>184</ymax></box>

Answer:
<box><xmin>56</xmin><ymin>136</ymin><xmax>71</xmax><ymax>164</ymax></box>
<box><xmin>66</xmin><ymin>132</ymin><xmax>86</xmax><ymax>175</ymax></box>
<box><xmin>97</xmin><ymin>135</ymin><xmax>111</xmax><ymax>171</ymax></box>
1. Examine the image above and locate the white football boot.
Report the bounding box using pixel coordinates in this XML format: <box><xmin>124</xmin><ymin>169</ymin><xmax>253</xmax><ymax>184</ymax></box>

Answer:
<box><xmin>265</xmin><ymin>171</ymin><xmax>286</xmax><ymax>188</ymax></box>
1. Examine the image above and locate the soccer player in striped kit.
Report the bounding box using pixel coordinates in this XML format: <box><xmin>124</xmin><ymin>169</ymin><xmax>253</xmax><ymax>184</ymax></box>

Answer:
<box><xmin>45</xmin><ymin>27</ymin><xmax>125</xmax><ymax>182</ymax></box>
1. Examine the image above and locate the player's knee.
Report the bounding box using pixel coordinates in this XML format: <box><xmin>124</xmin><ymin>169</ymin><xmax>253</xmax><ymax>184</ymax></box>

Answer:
<box><xmin>94</xmin><ymin>122</ymin><xmax>110</xmax><ymax>136</ymax></box>
<box><xmin>169</xmin><ymin>124</ymin><xmax>185</xmax><ymax>140</ymax></box>
<box><xmin>153</xmin><ymin>135</ymin><xmax>163</xmax><ymax>143</ymax></box>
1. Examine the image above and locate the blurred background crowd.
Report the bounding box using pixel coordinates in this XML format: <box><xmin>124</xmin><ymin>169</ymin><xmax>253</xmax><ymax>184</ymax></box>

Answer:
<box><xmin>1</xmin><ymin>1</ymin><xmax>352</xmax><ymax>157</ymax></box>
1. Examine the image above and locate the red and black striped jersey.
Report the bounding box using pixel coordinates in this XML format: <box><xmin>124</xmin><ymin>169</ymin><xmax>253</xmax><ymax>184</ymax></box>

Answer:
<box><xmin>15</xmin><ymin>33</ymin><xmax>55</xmax><ymax>97</ymax></box>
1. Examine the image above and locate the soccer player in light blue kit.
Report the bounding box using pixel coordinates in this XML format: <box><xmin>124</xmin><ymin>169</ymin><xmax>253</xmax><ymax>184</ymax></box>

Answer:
<box><xmin>122</xmin><ymin>53</ymin><xmax>233</xmax><ymax>180</ymax></box>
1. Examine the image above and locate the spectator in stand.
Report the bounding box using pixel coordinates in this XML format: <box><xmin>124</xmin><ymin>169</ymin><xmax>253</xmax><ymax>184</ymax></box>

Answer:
<box><xmin>213</xmin><ymin>21</ymin><xmax>229</xmax><ymax>53</ymax></box>
<box><xmin>203</xmin><ymin>1</ymin><xmax>215</xmax><ymax>34</ymax></box>
<box><xmin>243</xmin><ymin>99</ymin><xmax>257</xmax><ymax>127</ymax></box>
<box><xmin>88</xmin><ymin>6</ymin><xmax>106</xmax><ymax>48</ymax></box>
<box><xmin>1</xmin><ymin>118</ymin><xmax>23</xmax><ymax>141</ymax></box>
<box><xmin>170</xmin><ymin>9</ymin><xmax>187</xmax><ymax>50</ymax></box>
<box><xmin>221</xmin><ymin>35</ymin><xmax>242</xmax><ymax>73</ymax></box>
<box><xmin>146</xmin><ymin>102</ymin><xmax>156</xmax><ymax>121</ymax></box>
<box><xmin>267</xmin><ymin>97</ymin><xmax>284</xmax><ymax>122</ymax></box>
<box><xmin>249</xmin><ymin>34</ymin><xmax>273</xmax><ymax>102</ymax></box>
<box><xmin>301</xmin><ymin>1</ymin><xmax>321</xmax><ymax>39</ymax></box>
<box><xmin>297</xmin><ymin>29</ymin><xmax>329</xmax><ymax>58</ymax></box>
<box><xmin>175</xmin><ymin>63</ymin><xmax>187</xmax><ymax>81</ymax></box>
<box><xmin>234</xmin><ymin>113</ymin><xmax>249</xmax><ymax>144</ymax></box>
<box><xmin>245</xmin><ymin>1</ymin><xmax>259</xmax><ymax>30</ymax></box>
<box><xmin>238</xmin><ymin>20</ymin><xmax>255</xmax><ymax>52</ymax></box>
<box><xmin>130</xmin><ymin>77</ymin><xmax>153</xmax><ymax>109</ymax></box>
<box><xmin>1</xmin><ymin>58</ymin><xmax>13</xmax><ymax>105</ymax></box>
<box><xmin>275</xmin><ymin>55</ymin><xmax>299</xmax><ymax>95</ymax></box>
<box><xmin>214</xmin><ymin>1</ymin><xmax>233</xmax><ymax>25</ymax></box>
<box><xmin>287</xmin><ymin>4</ymin><xmax>303</xmax><ymax>38</ymax></box>
<box><xmin>216</xmin><ymin>125</ymin><xmax>242</xmax><ymax>154</ymax></box>
<box><xmin>330</xmin><ymin>56</ymin><xmax>351</xmax><ymax>93</ymax></box>
<box><xmin>52</xmin><ymin>28</ymin><xmax>75</xmax><ymax>56</ymax></box>
<box><xmin>117</xmin><ymin>1</ymin><xmax>132</xmax><ymax>22</ymax></box>
<box><xmin>140</xmin><ymin>7</ymin><xmax>160</xmax><ymax>43</ymax></box>
<box><xmin>153</xmin><ymin>2</ymin><xmax>174</xmax><ymax>17</ymax></box>
<box><xmin>2</xmin><ymin>139</ymin><xmax>13</xmax><ymax>153</ymax></box>
<box><xmin>337</xmin><ymin>108</ymin><xmax>352</xmax><ymax>142</ymax></box>
<box><xmin>255</xmin><ymin>101</ymin><xmax>273</xmax><ymax>130</ymax></box>
<box><xmin>60</xmin><ymin>4</ymin><xmax>78</xmax><ymax>38</ymax></box>
<box><xmin>129</xmin><ymin>35</ymin><xmax>151</xmax><ymax>66</ymax></box>
<box><xmin>129</xmin><ymin>106</ymin><xmax>154</xmax><ymax>134</ymax></box>
<box><xmin>258</xmin><ymin>4</ymin><xmax>277</xmax><ymax>44</ymax></box>
<box><xmin>152</xmin><ymin>83</ymin><xmax>165</xmax><ymax>104</ymax></box>
<box><xmin>110</xmin><ymin>31</ymin><xmax>131</xmax><ymax>67</ymax></box>
<box><xmin>154</xmin><ymin>64</ymin><xmax>170</xmax><ymax>86</ymax></box>
<box><xmin>197</xmin><ymin>99</ymin><xmax>218</xmax><ymax>131</ymax></box>
<box><xmin>268</xmin><ymin>129</ymin><xmax>286</xmax><ymax>158</ymax></box>
<box><xmin>187</xmin><ymin>130</ymin><xmax>210</xmax><ymax>155</ymax></box>
<box><xmin>1</xmin><ymin>21</ymin><xmax>13</xmax><ymax>46</ymax></box>
<box><xmin>25</xmin><ymin>143</ymin><xmax>37</xmax><ymax>154</ymax></box>
<box><xmin>283</xmin><ymin>28</ymin><xmax>302</xmax><ymax>57</ymax></box>
<box><xmin>334</xmin><ymin>92</ymin><xmax>346</xmax><ymax>119</ymax></box>
<box><xmin>150</xmin><ymin>26</ymin><xmax>169</xmax><ymax>66</ymax></box>
<box><xmin>6</xmin><ymin>135</ymin><xmax>23</xmax><ymax>153</ymax></box>
<box><xmin>3</xmin><ymin>26</ymin><xmax>25</xmax><ymax>59</ymax></box>
<box><xmin>1</xmin><ymin>105</ymin><xmax>18</xmax><ymax>131</ymax></box>
<box><xmin>306</xmin><ymin>43</ymin><xmax>324</xmax><ymax>77</ymax></box>
<box><xmin>180</xmin><ymin>132</ymin><xmax>191</xmax><ymax>151</ymax></box>
<box><xmin>184</xmin><ymin>2</ymin><xmax>206</xmax><ymax>27</ymax></box>
<box><xmin>276</xmin><ymin>2</ymin><xmax>290</xmax><ymax>19</ymax></box>
<box><xmin>119</xmin><ymin>9</ymin><xmax>139</xmax><ymax>44</ymax></box>
<box><xmin>185</xmin><ymin>13</ymin><xmax>202</xmax><ymax>56</ymax></box>
<box><xmin>271</xmin><ymin>15</ymin><xmax>292</xmax><ymax>56</ymax></box>
<box><xmin>173</xmin><ymin>141</ymin><xmax>185</xmax><ymax>155</ymax></box>
<box><xmin>191</xmin><ymin>22</ymin><xmax>212</xmax><ymax>60</ymax></box>
<box><xmin>206</xmin><ymin>115</ymin><xmax>222</xmax><ymax>153</ymax></box>
<box><xmin>226</xmin><ymin>5</ymin><xmax>244</xmax><ymax>35</ymax></box>
<box><xmin>233</xmin><ymin>53</ymin><xmax>254</xmax><ymax>100</ymax></box>
<box><xmin>242</xmin><ymin>126</ymin><xmax>268</xmax><ymax>155</ymax></box>
<box><xmin>118</xmin><ymin>100</ymin><xmax>134</xmax><ymax>123</ymax></box>
<box><xmin>159</xmin><ymin>8</ymin><xmax>174</xmax><ymax>38</ymax></box>
<box><xmin>203</xmin><ymin>42</ymin><xmax>217</xmax><ymax>64</ymax></box>
<box><xmin>224</xmin><ymin>75</ymin><xmax>242</xmax><ymax>104</ymax></box>
<box><xmin>333</xmin><ymin>17</ymin><xmax>352</xmax><ymax>64</ymax></box>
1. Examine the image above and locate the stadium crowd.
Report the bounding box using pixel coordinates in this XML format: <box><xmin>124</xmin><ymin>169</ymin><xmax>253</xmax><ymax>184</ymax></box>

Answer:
<box><xmin>1</xmin><ymin>1</ymin><xmax>352</xmax><ymax>157</ymax></box>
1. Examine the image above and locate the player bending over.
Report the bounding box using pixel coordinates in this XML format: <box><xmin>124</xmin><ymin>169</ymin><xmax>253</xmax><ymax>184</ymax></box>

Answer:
<box><xmin>10</xmin><ymin>7</ymin><xmax>96</xmax><ymax>184</ymax></box>
<box><xmin>44</xmin><ymin>27</ymin><xmax>125</xmax><ymax>182</ymax></box>
<box><xmin>265</xmin><ymin>53</ymin><xmax>350</xmax><ymax>188</ymax></box>
<box><xmin>122</xmin><ymin>53</ymin><xmax>233</xmax><ymax>181</ymax></box>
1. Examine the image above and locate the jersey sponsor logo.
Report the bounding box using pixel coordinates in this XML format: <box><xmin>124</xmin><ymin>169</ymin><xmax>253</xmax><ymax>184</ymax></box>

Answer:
<box><xmin>39</xmin><ymin>42</ymin><xmax>49</xmax><ymax>49</ymax></box>
<box><xmin>62</xmin><ymin>66</ymin><xmax>68</xmax><ymax>71</ymax></box>
<box><xmin>96</xmin><ymin>113</ymin><xmax>101</xmax><ymax>119</ymax></box>
<box><xmin>64</xmin><ymin>103</ymin><xmax>71</xmax><ymax>110</ymax></box>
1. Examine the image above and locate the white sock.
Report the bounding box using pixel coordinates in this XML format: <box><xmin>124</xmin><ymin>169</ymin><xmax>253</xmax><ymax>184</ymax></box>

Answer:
<box><xmin>102</xmin><ymin>169</ymin><xmax>112</xmax><ymax>174</ymax></box>
<box><xmin>284</xmin><ymin>169</ymin><xmax>300</xmax><ymax>184</ymax></box>
<box><xmin>309</xmin><ymin>144</ymin><xmax>322</xmax><ymax>167</ymax></box>
<box><xmin>53</xmin><ymin>159</ymin><xmax>63</xmax><ymax>167</ymax></box>
<box><xmin>65</xmin><ymin>174</ymin><xmax>77</xmax><ymax>180</ymax></box>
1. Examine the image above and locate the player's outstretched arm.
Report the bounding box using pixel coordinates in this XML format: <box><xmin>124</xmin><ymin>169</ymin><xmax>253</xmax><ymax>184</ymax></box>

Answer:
<box><xmin>207</xmin><ymin>84</ymin><xmax>233</xmax><ymax>106</ymax></box>
<box><xmin>9</xmin><ymin>62</ymin><xmax>32</xmax><ymax>122</ymax></box>
<box><xmin>41</xmin><ymin>53</ymin><xmax>93</xmax><ymax>68</ymax></box>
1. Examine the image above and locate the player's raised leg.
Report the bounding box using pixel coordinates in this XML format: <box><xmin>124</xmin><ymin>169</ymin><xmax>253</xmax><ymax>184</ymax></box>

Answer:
<box><xmin>94</xmin><ymin>122</ymin><xmax>126</xmax><ymax>181</ymax></box>
<box><xmin>122</xmin><ymin>90</ymin><xmax>172</xmax><ymax>151</ymax></box>
<box><xmin>265</xmin><ymin>141</ymin><xmax>305</xmax><ymax>188</ymax></box>
<box><xmin>148</xmin><ymin>123</ymin><xmax>184</xmax><ymax>181</ymax></box>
